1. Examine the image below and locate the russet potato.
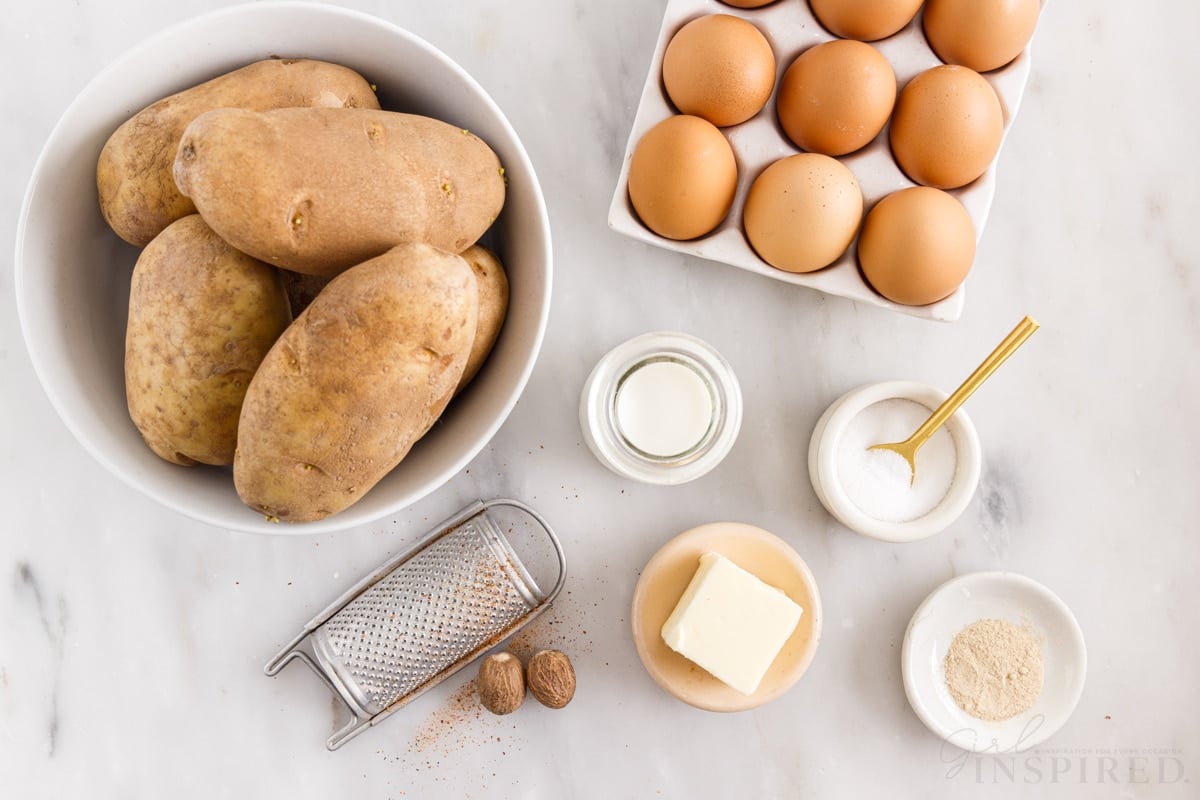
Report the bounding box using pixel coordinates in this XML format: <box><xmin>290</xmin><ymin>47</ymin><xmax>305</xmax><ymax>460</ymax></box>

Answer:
<box><xmin>233</xmin><ymin>242</ymin><xmax>479</xmax><ymax>522</ymax></box>
<box><xmin>97</xmin><ymin>59</ymin><xmax>380</xmax><ymax>246</ymax></box>
<box><xmin>173</xmin><ymin>107</ymin><xmax>505</xmax><ymax>276</ymax></box>
<box><xmin>124</xmin><ymin>214</ymin><xmax>292</xmax><ymax>466</ymax></box>
<box><xmin>457</xmin><ymin>244</ymin><xmax>510</xmax><ymax>393</ymax></box>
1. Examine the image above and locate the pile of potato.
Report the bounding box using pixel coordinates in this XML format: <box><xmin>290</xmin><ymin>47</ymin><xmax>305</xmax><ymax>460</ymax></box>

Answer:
<box><xmin>100</xmin><ymin>58</ymin><xmax>510</xmax><ymax>523</ymax></box>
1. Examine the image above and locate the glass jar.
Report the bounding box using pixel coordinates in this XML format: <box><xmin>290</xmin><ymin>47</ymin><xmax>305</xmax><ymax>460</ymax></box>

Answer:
<box><xmin>579</xmin><ymin>331</ymin><xmax>742</xmax><ymax>485</ymax></box>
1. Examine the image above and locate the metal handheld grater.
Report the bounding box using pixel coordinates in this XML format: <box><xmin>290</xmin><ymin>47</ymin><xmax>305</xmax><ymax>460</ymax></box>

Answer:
<box><xmin>265</xmin><ymin>498</ymin><xmax>566</xmax><ymax>750</ymax></box>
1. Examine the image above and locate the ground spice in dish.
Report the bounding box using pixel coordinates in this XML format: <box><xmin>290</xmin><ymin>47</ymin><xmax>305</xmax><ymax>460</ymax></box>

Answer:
<box><xmin>944</xmin><ymin>618</ymin><xmax>1044</xmax><ymax>721</ymax></box>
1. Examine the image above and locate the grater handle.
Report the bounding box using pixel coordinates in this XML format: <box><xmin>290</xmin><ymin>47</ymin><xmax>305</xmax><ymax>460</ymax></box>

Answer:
<box><xmin>483</xmin><ymin>498</ymin><xmax>568</xmax><ymax>605</ymax></box>
<box><xmin>263</xmin><ymin>630</ymin><xmax>372</xmax><ymax>750</ymax></box>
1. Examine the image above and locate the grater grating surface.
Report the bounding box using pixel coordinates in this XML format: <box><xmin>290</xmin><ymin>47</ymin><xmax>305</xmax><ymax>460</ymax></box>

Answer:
<box><xmin>317</xmin><ymin>517</ymin><xmax>536</xmax><ymax>713</ymax></box>
<box><xmin>265</xmin><ymin>499</ymin><xmax>565</xmax><ymax>750</ymax></box>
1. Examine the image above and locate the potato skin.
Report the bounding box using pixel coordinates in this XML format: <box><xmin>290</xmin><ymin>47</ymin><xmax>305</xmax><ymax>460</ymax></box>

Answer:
<box><xmin>234</xmin><ymin>242</ymin><xmax>479</xmax><ymax>522</ymax></box>
<box><xmin>125</xmin><ymin>215</ymin><xmax>292</xmax><ymax>466</ymax></box>
<box><xmin>97</xmin><ymin>59</ymin><xmax>380</xmax><ymax>246</ymax></box>
<box><xmin>457</xmin><ymin>244</ymin><xmax>509</xmax><ymax>392</ymax></box>
<box><xmin>173</xmin><ymin>107</ymin><xmax>506</xmax><ymax>276</ymax></box>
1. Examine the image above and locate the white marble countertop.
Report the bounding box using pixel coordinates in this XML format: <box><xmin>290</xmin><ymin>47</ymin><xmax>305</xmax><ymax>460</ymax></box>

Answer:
<box><xmin>2</xmin><ymin>0</ymin><xmax>1198</xmax><ymax>797</ymax></box>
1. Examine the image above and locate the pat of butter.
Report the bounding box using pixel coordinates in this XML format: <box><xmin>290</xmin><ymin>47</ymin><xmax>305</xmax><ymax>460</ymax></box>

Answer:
<box><xmin>661</xmin><ymin>552</ymin><xmax>803</xmax><ymax>696</ymax></box>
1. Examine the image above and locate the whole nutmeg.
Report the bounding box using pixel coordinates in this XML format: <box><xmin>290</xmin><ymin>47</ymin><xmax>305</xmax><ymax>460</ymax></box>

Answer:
<box><xmin>477</xmin><ymin>652</ymin><xmax>525</xmax><ymax>715</ymax></box>
<box><xmin>526</xmin><ymin>650</ymin><xmax>576</xmax><ymax>709</ymax></box>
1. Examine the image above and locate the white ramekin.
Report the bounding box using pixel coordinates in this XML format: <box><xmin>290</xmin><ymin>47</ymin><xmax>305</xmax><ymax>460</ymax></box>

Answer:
<box><xmin>808</xmin><ymin>381</ymin><xmax>982</xmax><ymax>542</ymax></box>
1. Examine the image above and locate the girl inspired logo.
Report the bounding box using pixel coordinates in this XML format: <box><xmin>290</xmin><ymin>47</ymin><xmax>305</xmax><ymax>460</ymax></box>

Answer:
<box><xmin>941</xmin><ymin>715</ymin><xmax>1047</xmax><ymax>779</ymax></box>
<box><xmin>941</xmin><ymin>717</ymin><xmax>1189</xmax><ymax>785</ymax></box>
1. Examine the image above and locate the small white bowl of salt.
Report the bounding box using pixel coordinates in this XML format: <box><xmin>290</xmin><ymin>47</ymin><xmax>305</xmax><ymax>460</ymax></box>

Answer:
<box><xmin>807</xmin><ymin>380</ymin><xmax>982</xmax><ymax>542</ymax></box>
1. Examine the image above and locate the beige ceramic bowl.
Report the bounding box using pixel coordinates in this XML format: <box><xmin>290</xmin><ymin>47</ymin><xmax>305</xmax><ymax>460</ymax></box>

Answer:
<box><xmin>15</xmin><ymin>3</ymin><xmax>551</xmax><ymax>534</ymax></box>
<box><xmin>631</xmin><ymin>522</ymin><xmax>822</xmax><ymax>711</ymax></box>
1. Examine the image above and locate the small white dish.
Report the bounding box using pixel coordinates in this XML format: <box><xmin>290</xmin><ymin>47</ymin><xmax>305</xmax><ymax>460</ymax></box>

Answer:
<box><xmin>902</xmin><ymin>571</ymin><xmax>1087</xmax><ymax>753</ymax></box>
<box><xmin>808</xmin><ymin>381</ymin><xmax>981</xmax><ymax>542</ymax></box>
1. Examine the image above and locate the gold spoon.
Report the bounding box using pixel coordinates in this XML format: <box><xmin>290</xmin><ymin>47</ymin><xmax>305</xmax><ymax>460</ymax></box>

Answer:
<box><xmin>870</xmin><ymin>315</ymin><xmax>1040</xmax><ymax>485</ymax></box>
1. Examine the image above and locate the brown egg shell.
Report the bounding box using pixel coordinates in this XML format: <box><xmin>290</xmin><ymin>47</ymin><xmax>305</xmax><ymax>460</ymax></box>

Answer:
<box><xmin>661</xmin><ymin>13</ymin><xmax>778</xmax><ymax>128</ymax></box>
<box><xmin>718</xmin><ymin>0</ymin><xmax>779</xmax><ymax>8</ymax></box>
<box><xmin>888</xmin><ymin>64</ymin><xmax>1007</xmax><ymax>191</ymax></box>
<box><xmin>627</xmin><ymin>114</ymin><xmax>739</xmax><ymax>241</ymax></box>
<box><xmin>776</xmin><ymin>39</ymin><xmax>897</xmax><ymax>157</ymax></box>
<box><xmin>809</xmin><ymin>0</ymin><xmax>925</xmax><ymax>42</ymax></box>
<box><xmin>857</xmin><ymin>186</ymin><xmax>977</xmax><ymax>306</ymax></box>
<box><xmin>923</xmin><ymin>0</ymin><xmax>1042</xmax><ymax>73</ymax></box>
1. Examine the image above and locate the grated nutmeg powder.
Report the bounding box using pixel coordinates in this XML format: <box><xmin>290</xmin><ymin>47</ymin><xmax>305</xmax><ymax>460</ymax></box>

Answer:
<box><xmin>944</xmin><ymin>618</ymin><xmax>1044</xmax><ymax>722</ymax></box>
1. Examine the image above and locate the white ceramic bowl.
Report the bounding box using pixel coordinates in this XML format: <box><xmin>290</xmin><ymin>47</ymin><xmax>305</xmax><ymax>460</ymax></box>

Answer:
<box><xmin>902</xmin><ymin>571</ymin><xmax>1087</xmax><ymax>752</ymax></box>
<box><xmin>15</xmin><ymin>3</ymin><xmax>551</xmax><ymax>534</ymax></box>
<box><xmin>808</xmin><ymin>381</ymin><xmax>981</xmax><ymax>542</ymax></box>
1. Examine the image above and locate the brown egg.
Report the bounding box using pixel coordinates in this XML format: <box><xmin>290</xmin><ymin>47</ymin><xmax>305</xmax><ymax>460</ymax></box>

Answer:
<box><xmin>628</xmin><ymin>115</ymin><xmax>738</xmax><ymax>241</ymax></box>
<box><xmin>924</xmin><ymin>0</ymin><xmax>1041</xmax><ymax>73</ymax></box>
<box><xmin>858</xmin><ymin>187</ymin><xmax>975</xmax><ymax>305</ymax></box>
<box><xmin>662</xmin><ymin>14</ymin><xmax>776</xmax><ymax>127</ymax></box>
<box><xmin>889</xmin><ymin>65</ymin><xmax>1004</xmax><ymax>190</ymax></box>
<box><xmin>809</xmin><ymin>0</ymin><xmax>924</xmax><ymax>41</ymax></box>
<box><xmin>743</xmin><ymin>154</ymin><xmax>863</xmax><ymax>273</ymax></box>
<box><xmin>777</xmin><ymin>40</ymin><xmax>896</xmax><ymax>156</ymax></box>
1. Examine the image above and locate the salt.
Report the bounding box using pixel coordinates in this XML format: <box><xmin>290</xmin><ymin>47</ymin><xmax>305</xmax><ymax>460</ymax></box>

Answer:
<box><xmin>836</xmin><ymin>398</ymin><xmax>957</xmax><ymax>523</ymax></box>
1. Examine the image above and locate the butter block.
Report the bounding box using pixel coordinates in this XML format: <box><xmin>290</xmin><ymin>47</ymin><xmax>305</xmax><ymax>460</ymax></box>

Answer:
<box><xmin>661</xmin><ymin>551</ymin><xmax>803</xmax><ymax>695</ymax></box>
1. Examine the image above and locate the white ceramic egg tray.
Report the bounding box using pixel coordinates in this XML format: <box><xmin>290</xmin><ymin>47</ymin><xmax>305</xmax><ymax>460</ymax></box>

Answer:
<box><xmin>608</xmin><ymin>0</ymin><xmax>1037</xmax><ymax>322</ymax></box>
